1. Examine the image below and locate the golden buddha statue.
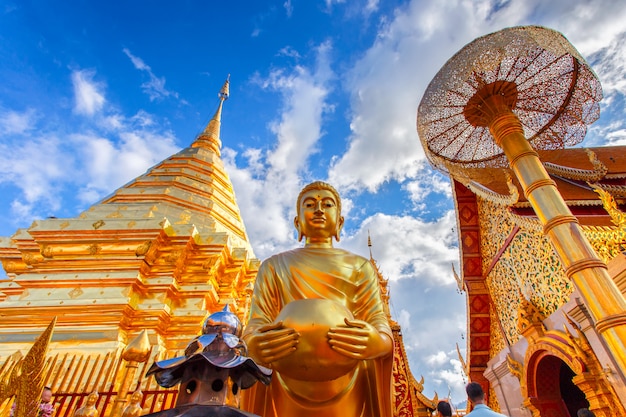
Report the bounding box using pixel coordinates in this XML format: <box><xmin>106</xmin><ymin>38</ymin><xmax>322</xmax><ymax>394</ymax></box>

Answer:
<box><xmin>121</xmin><ymin>391</ymin><xmax>143</xmax><ymax>417</ymax></box>
<box><xmin>73</xmin><ymin>392</ymin><xmax>98</xmax><ymax>417</ymax></box>
<box><xmin>241</xmin><ymin>181</ymin><xmax>393</xmax><ymax>417</ymax></box>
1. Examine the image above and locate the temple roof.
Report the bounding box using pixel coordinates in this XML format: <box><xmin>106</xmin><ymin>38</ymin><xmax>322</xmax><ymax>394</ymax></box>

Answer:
<box><xmin>454</xmin><ymin>146</ymin><xmax>626</xmax><ymax>227</ymax></box>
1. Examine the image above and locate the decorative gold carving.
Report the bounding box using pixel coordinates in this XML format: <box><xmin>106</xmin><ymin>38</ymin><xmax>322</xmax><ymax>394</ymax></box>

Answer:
<box><xmin>106</xmin><ymin>210</ymin><xmax>124</xmax><ymax>219</ymax></box>
<box><xmin>590</xmin><ymin>184</ymin><xmax>626</xmax><ymax>227</ymax></box>
<box><xmin>464</xmin><ymin>173</ymin><xmax>519</xmax><ymax>206</ymax></box>
<box><xmin>543</xmin><ymin>149</ymin><xmax>608</xmax><ymax>182</ymax></box>
<box><xmin>506</xmin><ymin>354</ymin><xmax>523</xmax><ymax>381</ymax></box>
<box><xmin>164</xmin><ymin>250</ymin><xmax>182</xmax><ymax>264</ymax></box>
<box><xmin>457</xmin><ymin>343</ymin><xmax>469</xmax><ymax>379</ymax></box>
<box><xmin>3</xmin><ymin>261</ymin><xmax>17</xmax><ymax>273</ymax></box>
<box><xmin>92</xmin><ymin>220</ymin><xmax>105</xmax><ymax>230</ymax></box>
<box><xmin>507</xmin><ymin>209</ymin><xmax>543</xmax><ymax>234</ymax></box>
<box><xmin>87</xmin><ymin>243</ymin><xmax>101</xmax><ymax>255</ymax></box>
<box><xmin>523</xmin><ymin>322</ymin><xmax>626</xmax><ymax>417</ymax></box>
<box><xmin>176</xmin><ymin>212</ymin><xmax>192</xmax><ymax>224</ymax></box>
<box><xmin>60</xmin><ymin>221</ymin><xmax>70</xmax><ymax>229</ymax></box>
<box><xmin>135</xmin><ymin>241</ymin><xmax>152</xmax><ymax>257</ymax></box>
<box><xmin>489</xmin><ymin>307</ymin><xmax>505</xmax><ymax>355</ymax></box>
<box><xmin>1</xmin><ymin>318</ymin><xmax>56</xmax><ymax>417</ymax></box>
<box><xmin>517</xmin><ymin>297</ymin><xmax>546</xmax><ymax>342</ymax></box>
<box><xmin>479</xmin><ymin>198</ymin><xmax>572</xmax><ymax>345</ymax></box>
<box><xmin>41</xmin><ymin>245</ymin><xmax>53</xmax><ymax>259</ymax></box>
<box><xmin>591</xmin><ymin>182</ymin><xmax>626</xmax><ymax>197</ymax></box>
<box><xmin>68</xmin><ymin>287</ymin><xmax>84</xmax><ymax>299</ymax></box>
<box><xmin>22</xmin><ymin>252</ymin><xmax>44</xmax><ymax>265</ymax></box>
<box><xmin>452</xmin><ymin>264</ymin><xmax>464</xmax><ymax>293</ymax></box>
<box><xmin>517</xmin><ymin>298</ymin><xmax>546</xmax><ymax>333</ymax></box>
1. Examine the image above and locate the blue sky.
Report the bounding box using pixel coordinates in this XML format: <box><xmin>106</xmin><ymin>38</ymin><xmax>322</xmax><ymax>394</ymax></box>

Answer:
<box><xmin>1</xmin><ymin>0</ymin><xmax>625</xmax><ymax>406</ymax></box>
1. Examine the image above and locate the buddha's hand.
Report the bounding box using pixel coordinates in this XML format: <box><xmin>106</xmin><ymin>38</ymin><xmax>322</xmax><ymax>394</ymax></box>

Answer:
<box><xmin>246</xmin><ymin>321</ymin><xmax>300</xmax><ymax>365</ymax></box>
<box><xmin>328</xmin><ymin>318</ymin><xmax>392</xmax><ymax>360</ymax></box>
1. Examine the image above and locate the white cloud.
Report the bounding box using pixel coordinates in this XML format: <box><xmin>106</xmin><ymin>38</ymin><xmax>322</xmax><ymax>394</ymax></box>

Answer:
<box><xmin>123</xmin><ymin>48</ymin><xmax>181</xmax><ymax>102</ymax></box>
<box><xmin>341</xmin><ymin>211</ymin><xmax>459</xmax><ymax>284</ymax></box>
<box><xmin>71</xmin><ymin>115</ymin><xmax>179</xmax><ymax>203</ymax></box>
<box><xmin>0</xmin><ymin>108</ymin><xmax>36</xmax><ymax>135</ymax></box>
<box><xmin>283</xmin><ymin>0</ymin><xmax>293</xmax><ymax>17</ymax></box>
<box><xmin>71</xmin><ymin>69</ymin><xmax>105</xmax><ymax>116</ymax></box>
<box><xmin>426</xmin><ymin>350</ymin><xmax>449</xmax><ymax>367</ymax></box>
<box><xmin>0</xmin><ymin>132</ymin><xmax>75</xmax><ymax>222</ymax></box>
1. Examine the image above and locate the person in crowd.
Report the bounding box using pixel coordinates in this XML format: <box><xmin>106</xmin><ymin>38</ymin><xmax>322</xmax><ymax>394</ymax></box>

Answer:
<box><xmin>10</xmin><ymin>386</ymin><xmax>55</xmax><ymax>417</ymax></box>
<box><xmin>38</xmin><ymin>387</ymin><xmax>55</xmax><ymax>417</ymax></box>
<box><xmin>436</xmin><ymin>400</ymin><xmax>452</xmax><ymax>416</ymax></box>
<box><xmin>465</xmin><ymin>382</ymin><xmax>507</xmax><ymax>417</ymax></box>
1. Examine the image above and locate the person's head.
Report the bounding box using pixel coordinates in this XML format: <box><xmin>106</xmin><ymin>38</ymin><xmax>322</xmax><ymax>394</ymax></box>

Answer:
<box><xmin>436</xmin><ymin>400</ymin><xmax>452</xmax><ymax>416</ymax></box>
<box><xmin>41</xmin><ymin>387</ymin><xmax>53</xmax><ymax>403</ymax></box>
<box><xmin>577</xmin><ymin>409</ymin><xmax>596</xmax><ymax>417</ymax></box>
<box><xmin>466</xmin><ymin>382</ymin><xmax>485</xmax><ymax>404</ymax></box>
<box><xmin>294</xmin><ymin>181</ymin><xmax>344</xmax><ymax>243</ymax></box>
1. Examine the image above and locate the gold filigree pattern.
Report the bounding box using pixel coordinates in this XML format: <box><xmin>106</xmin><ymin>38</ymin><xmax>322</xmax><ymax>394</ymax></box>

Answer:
<box><xmin>517</xmin><ymin>298</ymin><xmax>546</xmax><ymax>334</ymax></box>
<box><xmin>87</xmin><ymin>243</ymin><xmax>101</xmax><ymax>255</ymax></box>
<box><xmin>489</xmin><ymin>307</ymin><xmax>505</xmax><ymax>357</ymax></box>
<box><xmin>479</xmin><ymin>190</ymin><xmax>626</xmax><ymax>350</ymax></box>
<box><xmin>92</xmin><ymin>220</ymin><xmax>105</xmax><ymax>230</ymax></box>
<box><xmin>68</xmin><ymin>287</ymin><xmax>84</xmax><ymax>299</ymax></box>
<box><xmin>9</xmin><ymin>319</ymin><xmax>56</xmax><ymax>417</ymax></box>
<box><xmin>506</xmin><ymin>354</ymin><xmax>523</xmax><ymax>381</ymax></box>
<box><xmin>479</xmin><ymin>198</ymin><xmax>573</xmax><ymax>345</ymax></box>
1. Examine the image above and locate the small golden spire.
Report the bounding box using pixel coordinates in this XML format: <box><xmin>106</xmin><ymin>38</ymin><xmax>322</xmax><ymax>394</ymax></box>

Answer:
<box><xmin>122</xmin><ymin>329</ymin><xmax>152</xmax><ymax>363</ymax></box>
<box><xmin>192</xmin><ymin>75</ymin><xmax>230</xmax><ymax>155</ymax></box>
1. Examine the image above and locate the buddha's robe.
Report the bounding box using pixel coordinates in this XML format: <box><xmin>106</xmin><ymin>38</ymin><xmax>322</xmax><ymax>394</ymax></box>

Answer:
<box><xmin>241</xmin><ymin>247</ymin><xmax>393</xmax><ymax>417</ymax></box>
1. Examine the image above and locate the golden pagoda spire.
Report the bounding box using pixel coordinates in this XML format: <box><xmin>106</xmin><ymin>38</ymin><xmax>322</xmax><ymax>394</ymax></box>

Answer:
<box><xmin>192</xmin><ymin>75</ymin><xmax>230</xmax><ymax>155</ymax></box>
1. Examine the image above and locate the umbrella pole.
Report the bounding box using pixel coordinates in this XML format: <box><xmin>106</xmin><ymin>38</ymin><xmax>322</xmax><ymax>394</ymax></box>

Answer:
<box><xmin>489</xmin><ymin>110</ymin><xmax>626</xmax><ymax>380</ymax></box>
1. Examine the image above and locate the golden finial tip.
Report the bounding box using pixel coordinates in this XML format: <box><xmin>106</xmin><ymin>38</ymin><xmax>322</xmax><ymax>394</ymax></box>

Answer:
<box><xmin>122</xmin><ymin>330</ymin><xmax>151</xmax><ymax>363</ymax></box>
<box><xmin>219</xmin><ymin>75</ymin><xmax>230</xmax><ymax>100</ymax></box>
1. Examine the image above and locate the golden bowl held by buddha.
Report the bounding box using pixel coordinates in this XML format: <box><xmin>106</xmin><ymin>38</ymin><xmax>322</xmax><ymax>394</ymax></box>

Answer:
<box><xmin>273</xmin><ymin>299</ymin><xmax>359</xmax><ymax>382</ymax></box>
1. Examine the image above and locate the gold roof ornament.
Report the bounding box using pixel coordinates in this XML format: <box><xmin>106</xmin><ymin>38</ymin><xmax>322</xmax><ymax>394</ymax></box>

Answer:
<box><xmin>122</xmin><ymin>330</ymin><xmax>152</xmax><ymax>363</ymax></box>
<box><xmin>192</xmin><ymin>75</ymin><xmax>230</xmax><ymax>155</ymax></box>
<box><xmin>3</xmin><ymin>318</ymin><xmax>56</xmax><ymax>417</ymax></box>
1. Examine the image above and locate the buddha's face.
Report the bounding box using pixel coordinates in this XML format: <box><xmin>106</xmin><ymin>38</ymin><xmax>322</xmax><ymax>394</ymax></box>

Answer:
<box><xmin>295</xmin><ymin>188</ymin><xmax>343</xmax><ymax>241</ymax></box>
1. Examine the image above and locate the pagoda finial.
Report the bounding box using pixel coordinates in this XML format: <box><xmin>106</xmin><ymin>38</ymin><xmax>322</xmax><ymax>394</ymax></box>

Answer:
<box><xmin>192</xmin><ymin>75</ymin><xmax>230</xmax><ymax>154</ymax></box>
